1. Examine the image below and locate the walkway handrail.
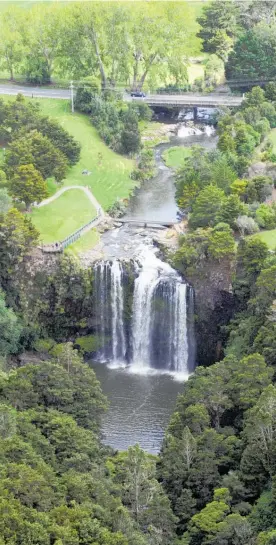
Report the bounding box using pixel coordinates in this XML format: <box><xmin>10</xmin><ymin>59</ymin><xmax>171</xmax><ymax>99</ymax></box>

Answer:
<box><xmin>41</xmin><ymin>212</ymin><xmax>101</xmax><ymax>253</ymax></box>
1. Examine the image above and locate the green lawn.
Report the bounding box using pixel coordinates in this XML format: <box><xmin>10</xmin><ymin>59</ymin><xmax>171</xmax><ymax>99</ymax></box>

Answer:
<box><xmin>16</xmin><ymin>96</ymin><xmax>136</xmax><ymax>249</ymax></box>
<box><xmin>253</xmin><ymin>229</ymin><xmax>276</xmax><ymax>250</ymax></box>
<box><xmin>67</xmin><ymin>228</ymin><xmax>100</xmax><ymax>256</ymax></box>
<box><xmin>162</xmin><ymin>146</ymin><xmax>192</xmax><ymax>168</ymax></box>
<box><xmin>34</xmin><ymin>99</ymin><xmax>135</xmax><ymax>211</ymax></box>
<box><xmin>31</xmin><ymin>189</ymin><xmax>96</xmax><ymax>244</ymax></box>
<box><xmin>187</xmin><ymin>63</ymin><xmax>205</xmax><ymax>84</ymax></box>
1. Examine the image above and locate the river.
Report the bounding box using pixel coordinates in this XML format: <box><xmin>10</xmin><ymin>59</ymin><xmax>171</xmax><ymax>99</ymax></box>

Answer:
<box><xmin>90</xmin><ymin>119</ymin><xmax>217</xmax><ymax>454</ymax></box>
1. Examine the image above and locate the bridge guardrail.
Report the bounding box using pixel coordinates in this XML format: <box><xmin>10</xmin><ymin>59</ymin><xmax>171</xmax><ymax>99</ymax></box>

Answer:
<box><xmin>144</xmin><ymin>98</ymin><xmax>243</xmax><ymax>107</ymax></box>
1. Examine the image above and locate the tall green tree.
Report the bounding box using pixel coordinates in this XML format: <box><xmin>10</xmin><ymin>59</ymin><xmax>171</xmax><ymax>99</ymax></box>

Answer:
<box><xmin>189</xmin><ymin>185</ymin><xmax>226</xmax><ymax>229</ymax></box>
<box><xmin>9</xmin><ymin>164</ymin><xmax>48</xmax><ymax>209</ymax></box>
<box><xmin>0</xmin><ymin>9</ymin><xmax>25</xmax><ymax>80</ymax></box>
<box><xmin>5</xmin><ymin>130</ymin><xmax>68</xmax><ymax>183</ymax></box>
<box><xmin>197</xmin><ymin>1</ymin><xmax>239</xmax><ymax>61</ymax></box>
<box><xmin>0</xmin><ymin>290</ymin><xmax>22</xmax><ymax>357</ymax></box>
<box><xmin>0</xmin><ymin>208</ymin><xmax>39</xmax><ymax>292</ymax></box>
<box><xmin>0</xmin><ymin>188</ymin><xmax>11</xmax><ymax>214</ymax></box>
<box><xmin>22</xmin><ymin>4</ymin><xmax>64</xmax><ymax>83</ymax></box>
<box><xmin>226</xmin><ymin>23</ymin><xmax>276</xmax><ymax>80</ymax></box>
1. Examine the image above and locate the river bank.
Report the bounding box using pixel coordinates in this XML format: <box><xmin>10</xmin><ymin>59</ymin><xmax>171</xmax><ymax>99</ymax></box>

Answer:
<box><xmin>77</xmin><ymin>121</ymin><xmax>217</xmax><ymax>266</ymax></box>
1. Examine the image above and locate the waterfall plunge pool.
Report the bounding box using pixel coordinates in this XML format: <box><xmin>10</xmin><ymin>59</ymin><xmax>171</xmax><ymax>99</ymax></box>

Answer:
<box><xmin>90</xmin><ymin>360</ymin><xmax>183</xmax><ymax>454</ymax></box>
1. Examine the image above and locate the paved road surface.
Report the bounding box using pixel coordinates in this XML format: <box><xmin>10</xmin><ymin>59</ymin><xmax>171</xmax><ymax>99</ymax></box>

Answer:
<box><xmin>0</xmin><ymin>83</ymin><xmax>243</xmax><ymax>107</ymax></box>
<box><xmin>0</xmin><ymin>84</ymin><xmax>70</xmax><ymax>100</ymax></box>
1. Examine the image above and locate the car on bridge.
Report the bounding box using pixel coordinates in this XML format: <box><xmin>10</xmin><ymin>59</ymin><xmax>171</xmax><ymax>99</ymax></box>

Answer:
<box><xmin>130</xmin><ymin>90</ymin><xmax>146</xmax><ymax>98</ymax></box>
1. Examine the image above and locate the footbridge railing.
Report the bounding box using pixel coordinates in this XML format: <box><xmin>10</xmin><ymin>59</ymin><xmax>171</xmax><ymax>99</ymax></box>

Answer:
<box><xmin>40</xmin><ymin>212</ymin><xmax>101</xmax><ymax>253</ymax></box>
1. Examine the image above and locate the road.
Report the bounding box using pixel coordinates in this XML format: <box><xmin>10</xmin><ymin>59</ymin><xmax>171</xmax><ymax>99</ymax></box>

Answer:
<box><xmin>0</xmin><ymin>83</ymin><xmax>243</xmax><ymax>108</ymax></box>
<box><xmin>0</xmin><ymin>84</ymin><xmax>70</xmax><ymax>100</ymax></box>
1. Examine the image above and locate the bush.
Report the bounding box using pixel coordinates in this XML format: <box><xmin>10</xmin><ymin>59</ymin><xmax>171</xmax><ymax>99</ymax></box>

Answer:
<box><xmin>120</xmin><ymin>127</ymin><xmax>141</xmax><ymax>154</ymax></box>
<box><xmin>236</xmin><ymin>215</ymin><xmax>259</xmax><ymax>235</ymax></box>
<box><xmin>74</xmin><ymin>334</ymin><xmax>102</xmax><ymax>355</ymax></box>
<box><xmin>75</xmin><ymin>77</ymin><xmax>101</xmax><ymax>113</ymax></box>
<box><xmin>25</xmin><ymin>55</ymin><xmax>51</xmax><ymax>84</ymax></box>
<box><xmin>255</xmin><ymin>204</ymin><xmax>276</xmax><ymax>229</ymax></box>
<box><xmin>156</xmin><ymin>83</ymin><xmax>190</xmax><ymax>94</ymax></box>
<box><xmin>131</xmin><ymin>102</ymin><xmax>152</xmax><ymax>121</ymax></box>
<box><xmin>247</xmin><ymin>176</ymin><xmax>273</xmax><ymax>203</ymax></box>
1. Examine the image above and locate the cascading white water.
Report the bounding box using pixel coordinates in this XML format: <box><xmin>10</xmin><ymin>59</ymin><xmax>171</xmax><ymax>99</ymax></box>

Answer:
<box><xmin>132</xmin><ymin>267</ymin><xmax>163</xmax><ymax>369</ymax></box>
<box><xmin>111</xmin><ymin>260</ymin><xmax>127</xmax><ymax>362</ymax></box>
<box><xmin>94</xmin><ymin>260</ymin><xmax>127</xmax><ymax>363</ymax></box>
<box><xmin>172</xmin><ymin>283</ymin><xmax>188</xmax><ymax>372</ymax></box>
<box><xmin>131</xmin><ymin>247</ymin><xmax>190</xmax><ymax>373</ymax></box>
<box><xmin>94</xmin><ymin>247</ymin><xmax>195</xmax><ymax>374</ymax></box>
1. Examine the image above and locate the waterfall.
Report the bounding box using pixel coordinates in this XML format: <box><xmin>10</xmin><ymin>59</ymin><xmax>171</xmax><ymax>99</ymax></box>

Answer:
<box><xmin>94</xmin><ymin>260</ymin><xmax>127</xmax><ymax>363</ymax></box>
<box><xmin>93</xmin><ymin>249</ymin><xmax>195</xmax><ymax>374</ymax></box>
<box><xmin>111</xmin><ymin>260</ymin><xmax>127</xmax><ymax>362</ymax></box>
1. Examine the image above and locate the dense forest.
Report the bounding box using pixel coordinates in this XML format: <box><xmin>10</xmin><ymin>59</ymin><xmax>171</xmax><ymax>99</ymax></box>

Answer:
<box><xmin>1</xmin><ymin>0</ymin><xmax>276</xmax><ymax>544</ymax></box>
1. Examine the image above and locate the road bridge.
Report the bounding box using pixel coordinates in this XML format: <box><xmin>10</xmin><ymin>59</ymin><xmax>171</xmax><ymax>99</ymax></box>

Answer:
<box><xmin>119</xmin><ymin>218</ymin><xmax>177</xmax><ymax>228</ymax></box>
<box><xmin>136</xmin><ymin>94</ymin><xmax>243</xmax><ymax>109</ymax></box>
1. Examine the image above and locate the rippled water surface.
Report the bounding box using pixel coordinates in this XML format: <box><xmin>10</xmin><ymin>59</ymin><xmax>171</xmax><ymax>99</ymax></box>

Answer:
<box><xmin>90</xmin><ymin>361</ymin><xmax>184</xmax><ymax>454</ymax></box>
<box><xmin>126</xmin><ymin>125</ymin><xmax>217</xmax><ymax>222</ymax></box>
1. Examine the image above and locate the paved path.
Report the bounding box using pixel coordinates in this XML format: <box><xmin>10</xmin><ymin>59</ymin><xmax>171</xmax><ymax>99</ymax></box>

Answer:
<box><xmin>36</xmin><ymin>185</ymin><xmax>104</xmax><ymax>217</ymax></box>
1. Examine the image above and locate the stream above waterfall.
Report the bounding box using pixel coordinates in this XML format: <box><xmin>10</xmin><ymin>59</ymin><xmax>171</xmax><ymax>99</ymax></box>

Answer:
<box><xmin>90</xmin><ymin>120</ymin><xmax>217</xmax><ymax>453</ymax></box>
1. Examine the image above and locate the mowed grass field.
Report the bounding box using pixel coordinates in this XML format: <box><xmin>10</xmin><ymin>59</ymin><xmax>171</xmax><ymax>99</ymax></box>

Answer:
<box><xmin>67</xmin><ymin>229</ymin><xmax>100</xmax><ymax>256</ymax></box>
<box><xmin>35</xmin><ymin>99</ymin><xmax>135</xmax><ymax>211</ymax></box>
<box><xmin>31</xmin><ymin>189</ymin><xmax>97</xmax><ymax>244</ymax></box>
<box><xmin>7</xmin><ymin>96</ymin><xmax>135</xmax><ymax>245</ymax></box>
<box><xmin>253</xmin><ymin>229</ymin><xmax>276</xmax><ymax>250</ymax></box>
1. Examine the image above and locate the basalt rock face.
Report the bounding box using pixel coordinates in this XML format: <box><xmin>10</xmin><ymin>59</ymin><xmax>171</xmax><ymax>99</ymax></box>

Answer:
<box><xmin>184</xmin><ymin>257</ymin><xmax>236</xmax><ymax>367</ymax></box>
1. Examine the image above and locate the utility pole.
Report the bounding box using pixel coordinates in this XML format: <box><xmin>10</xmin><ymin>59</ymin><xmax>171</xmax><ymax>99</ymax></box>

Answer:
<box><xmin>70</xmin><ymin>80</ymin><xmax>74</xmax><ymax>113</ymax></box>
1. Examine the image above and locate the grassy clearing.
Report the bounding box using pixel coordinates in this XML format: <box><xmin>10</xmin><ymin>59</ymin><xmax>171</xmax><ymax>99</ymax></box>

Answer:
<box><xmin>253</xmin><ymin>229</ymin><xmax>276</xmax><ymax>250</ymax></box>
<box><xmin>34</xmin><ymin>98</ymin><xmax>135</xmax><ymax>211</ymax></box>
<box><xmin>1</xmin><ymin>96</ymin><xmax>135</xmax><ymax>211</ymax></box>
<box><xmin>31</xmin><ymin>189</ymin><xmax>96</xmax><ymax>244</ymax></box>
<box><xmin>162</xmin><ymin>146</ymin><xmax>192</xmax><ymax>168</ymax></box>
<box><xmin>187</xmin><ymin>63</ymin><xmax>205</xmax><ymax>83</ymax></box>
<box><xmin>67</xmin><ymin>228</ymin><xmax>100</xmax><ymax>256</ymax></box>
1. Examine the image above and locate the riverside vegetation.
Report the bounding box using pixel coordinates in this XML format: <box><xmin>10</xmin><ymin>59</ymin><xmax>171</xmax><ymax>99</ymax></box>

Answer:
<box><xmin>2</xmin><ymin>1</ymin><xmax>276</xmax><ymax>544</ymax></box>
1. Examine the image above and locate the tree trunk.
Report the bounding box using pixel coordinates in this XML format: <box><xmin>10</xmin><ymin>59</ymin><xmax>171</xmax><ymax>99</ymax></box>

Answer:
<box><xmin>132</xmin><ymin>55</ymin><xmax>139</xmax><ymax>91</ymax></box>
<box><xmin>6</xmin><ymin>55</ymin><xmax>14</xmax><ymax>81</ymax></box>
<box><xmin>137</xmin><ymin>53</ymin><xmax>157</xmax><ymax>90</ymax></box>
<box><xmin>90</xmin><ymin>25</ymin><xmax>107</xmax><ymax>90</ymax></box>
